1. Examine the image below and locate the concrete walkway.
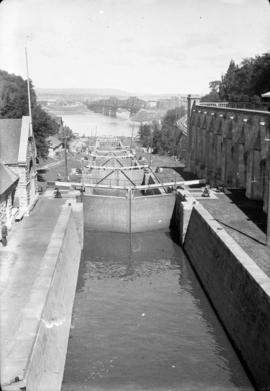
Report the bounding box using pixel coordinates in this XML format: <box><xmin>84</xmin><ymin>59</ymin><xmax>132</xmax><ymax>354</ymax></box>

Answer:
<box><xmin>0</xmin><ymin>195</ymin><xmax>65</xmax><ymax>363</ymax></box>
<box><xmin>199</xmin><ymin>192</ymin><xmax>270</xmax><ymax>278</ymax></box>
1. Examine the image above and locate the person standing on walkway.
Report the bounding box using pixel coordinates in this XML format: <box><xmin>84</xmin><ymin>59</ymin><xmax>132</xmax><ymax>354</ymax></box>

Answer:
<box><xmin>1</xmin><ymin>220</ymin><xmax>8</xmax><ymax>247</ymax></box>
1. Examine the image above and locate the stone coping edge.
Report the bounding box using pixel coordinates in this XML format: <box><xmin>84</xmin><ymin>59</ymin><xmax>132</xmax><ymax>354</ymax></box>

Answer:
<box><xmin>1</xmin><ymin>205</ymin><xmax>73</xmax><ymax>388</ymax></box>
<box><xmin>194</xmin><ymin>203</ymin><xmax>270</xmax><ymax>298</ymax></box>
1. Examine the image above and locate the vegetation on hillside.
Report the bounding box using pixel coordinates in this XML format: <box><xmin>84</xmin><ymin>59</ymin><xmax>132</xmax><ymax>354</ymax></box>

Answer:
<box><xmin>201</xmin><ymin>52</ymin><xmax>270</xmax><ymax>103</ymax></box>
<box><xmin>139</xmin><ymin>106</ymin><xmax>186</xmax><ymax>157</ymax></box>
<box><xmin>0</xmin><ymin>70</ymin><xmax>60</xmax><ymax>158</ymax></box>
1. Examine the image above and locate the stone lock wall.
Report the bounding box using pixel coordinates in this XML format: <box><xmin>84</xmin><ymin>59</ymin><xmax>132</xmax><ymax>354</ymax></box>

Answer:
<box><xmin>1</xmin><ymin>204</ymin><xmax>83</xmax><ymax>391</ymax></box>
<box><xmin>187</xmin><ymin>104</ymin><xmax>270</xmax><ymax>212</ymax></box>
<box><xmin>184</xmin><ymin>204</ymin><xmax>270</xmax><ymax>390</ymax></box>
<box><xmin>170</xmin><ymin>190</ymin><xmax>197</xmax><ymax>245</ymax></box>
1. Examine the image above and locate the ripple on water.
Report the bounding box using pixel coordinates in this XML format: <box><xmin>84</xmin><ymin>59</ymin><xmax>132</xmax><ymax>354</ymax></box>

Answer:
<box><xmin>84</xmin><ymin>257</ymin><xmax>179</xmax><ymax>281</ymax></box>
<box><xmin>62</xmin><ymin>230</ymin><xmax>253</xmax><ymax>391</ymax></box>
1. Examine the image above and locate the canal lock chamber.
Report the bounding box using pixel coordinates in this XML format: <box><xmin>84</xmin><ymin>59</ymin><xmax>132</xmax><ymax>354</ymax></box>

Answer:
<box><xmin>61</xmin><ymin>198</ymin><xmax>255</xmax><ymax>391</ymax></box>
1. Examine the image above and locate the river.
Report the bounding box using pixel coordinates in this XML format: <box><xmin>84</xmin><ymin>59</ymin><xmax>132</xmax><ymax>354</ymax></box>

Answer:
<box><xmin>60</xmin><ymin>110</ymin><xmax>139</xmax><ymax>138</ymax></box>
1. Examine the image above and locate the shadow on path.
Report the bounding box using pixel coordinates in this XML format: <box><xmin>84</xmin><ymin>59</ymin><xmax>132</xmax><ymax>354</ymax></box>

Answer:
<box><xmin>173</xmin><ymin>168</ymin><xmax>267</xmax><ymax>235</ymax></box>
<box><xmin>226</xmin><ymin>189</ymin><xmax>267</xmax><ymax>234</ymax></box>
<box><xmin>215</xmin><ymin>218</ymin><xmax>266</xmax><ymax>246</ymax></box>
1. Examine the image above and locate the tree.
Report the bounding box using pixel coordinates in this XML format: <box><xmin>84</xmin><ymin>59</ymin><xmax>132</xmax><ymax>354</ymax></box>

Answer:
<box><xmin>219</xmin><ymin>60</ymin><xmax>238</xmax><ymax>101</ymax></box>
<box><xmin>201</xmin><ymin>80</ymin><xmax>221</xmax><ymax>102</ymax></box>
<box><xmin>152</xmin><ymin>124</ymin><xmax>164</xmax><ymax>154</ymax></box>
<box><xmin>200</xmin><ymin>90</ymin><xmax>221</xmax><ymax>102</ymax></box>
<box><xmin>249</xmin><ymin>53</ymin><xmax>270</xmax><ymax>97</ymax></box>
<box><xmin>59</xmin><ymin>125</ymin><xmax>74</xmax><ymax>150</ymax></box>
<box><xmin>151</xmin><ymin>106</ymin><xmax>186</xmax><ymax>156</ymax></box>
<box><xmin>201</xmin><ymin>53</ymin><xmax>270</xmax><ymax>105</ymax></box>
<box><xmin>209</xmin><ymin>80</ymin><xmax>221</xmax><ymax>93</ymax></box>
<box><xmin>218</xmin><ymin>53</ymin><xmax>270</xmax><ymax>103</ymax></box>
<box><xmin>0</xmin><ymin>70</ymin><xmax>36</xmax><ymax>117</ymax></box>
<box><xmin>138</xmin><ymin>124</ymin><xmax>153</xmax><ymax>148</ymax></box>
<box><xmin>32</xmin><ymin>105</ymin><xmax>60</xmax><ymax>159</ymax></box>
<box><xmin>0</xmin><ymin>69</ymin><xmax>60</xmax><ymax>158</ymax></box>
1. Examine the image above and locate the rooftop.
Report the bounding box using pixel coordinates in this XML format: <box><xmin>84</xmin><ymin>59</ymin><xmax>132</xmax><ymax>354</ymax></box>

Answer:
<box><xmin>47</xmin><ymin>135</ymin><xmax>63</xmax><ymax>149</ymax></box>
<box><xmin>0</xmin><ymin>116</ymin><xmax>31</xmax><ymax>164</ymax></box>
<box><xmin>0</xmin><ymin>161</ymin><xmax>19</xmax><ymax>197</ymax></box>
<box><xmin>0</xmin><ymin>119</ymin><xmax>22</xmax><ymax>164</ymax></box>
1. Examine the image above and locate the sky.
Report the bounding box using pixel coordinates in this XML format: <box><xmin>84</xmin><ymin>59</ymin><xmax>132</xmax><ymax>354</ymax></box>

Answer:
<box><xmin>0</xmin><ymin>0</ymin><xmax>269</xmax><ymax>95</ymax></box>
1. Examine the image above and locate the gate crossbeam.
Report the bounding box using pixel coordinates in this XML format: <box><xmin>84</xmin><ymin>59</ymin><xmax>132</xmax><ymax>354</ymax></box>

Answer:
<box><xmin>56</xmin><ymin>179</ymin><xmax>206</xmax><ymax>190</ymax></box>
<box><xmin>120</xmin><ymin>170</ymin><xmax>136</xmax><ymax>186</ymax></box>
<box><xmin>84</xmin><ymin>165</ymin><xmax>148</xmax><ymax>170</ymax></box>
<box><xmin>96</xmin><ymin>170</ymin><xmax>114</xmax><ymax>185</ymax></box>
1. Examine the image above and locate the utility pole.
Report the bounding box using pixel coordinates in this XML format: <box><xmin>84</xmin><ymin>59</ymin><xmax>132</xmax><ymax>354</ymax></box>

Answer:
<box><xmin>63</xmin><ymin>122</ymin><xmax>68</xmax><ymax>181</ymax></box>
<box><xmin>128</xmin><ymin>188</ymin><xmax>132</xmax><ymax>234</ymax></box>
<box><xmin>64</xmin><ymin>136</ymin><xmax>68</xmax><ymax>181</ymax></box>
<box><xmin>25</xmin><ymin>48</ymin><xmax>32</xmax><ymax>126</ymax></box>
<box><xmin>130</xmin><ymin>124</ymin><xmax>134</xmax><ymax>151</ymax></box>
<box><xmin>25</xmin><ymin>47</ymin><xmax>37</xmax><ymax>199</ymax></box>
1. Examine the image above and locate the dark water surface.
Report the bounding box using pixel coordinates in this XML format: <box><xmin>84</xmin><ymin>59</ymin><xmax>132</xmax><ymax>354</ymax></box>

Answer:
<box><xmin>62</xmin><ymin>230</ymin><xmax>253</xmax><ymax>391</ymax></box>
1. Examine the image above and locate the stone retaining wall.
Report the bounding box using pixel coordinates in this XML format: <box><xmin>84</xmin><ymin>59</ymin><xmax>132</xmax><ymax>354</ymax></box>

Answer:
<box><xmin>187</xmin><ymin>104</ymin><xmax>270</xmax><ymax>212</ymax></box>
<box><xmin>2</xmin><ymin>203</ymin><xmax>83</xmax><ymax>391</ymax></box>
<box><xmin>184</xmin><ymin>204</ymin><xmax>270</xmax><ymax>390</ymax></box>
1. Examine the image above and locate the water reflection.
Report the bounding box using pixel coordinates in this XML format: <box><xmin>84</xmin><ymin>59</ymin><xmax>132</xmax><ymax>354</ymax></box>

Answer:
<box><xmin>61</xmin><ymin>111</ymin><xmax>139</xmax><ymax>137</ymax></box>
<box><xmin>62</xmin><ymin>230</ymin><xmax>253</xmax><ymax>391</ymax></box>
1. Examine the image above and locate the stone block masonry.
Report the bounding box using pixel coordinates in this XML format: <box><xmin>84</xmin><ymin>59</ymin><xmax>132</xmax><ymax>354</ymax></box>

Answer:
<box><xmin>187</xmin><ymin>104</ymin><xmax>270</xmax><ymax>213</ymax></box>
<box><xmin>1</xmin><ymin>202</ymin><xmax>83</xmax><ymax>391</ymax></box>
<box><xmin>10</xmin><ymin>164</ymin><xmax>36</xmax><ymax>212</ymax></box>
<box><xmin>184</xmin><ymin>204</ymin><xmax>270</xmax><ymax>390</ymax></box>
<box><xmin>0</xmin><ymin>195</ymin><xmax>13</xmax><ymax>226</ymax></box>
<box><xmin>170</xmin><ymin>190</ymin><xmax>197</xmax><ymax>245</ymax></box>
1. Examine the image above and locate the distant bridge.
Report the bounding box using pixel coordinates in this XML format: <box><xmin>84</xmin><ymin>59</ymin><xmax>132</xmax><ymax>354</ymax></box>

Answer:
<box><xmin>86</xmin><ymin>96</ymin><xmax>145</xmax><ymax>117</ymax></box>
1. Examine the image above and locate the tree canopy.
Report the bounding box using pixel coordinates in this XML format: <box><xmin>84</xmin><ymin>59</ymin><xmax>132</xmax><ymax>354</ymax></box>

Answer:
<box><xmin>139</xmin><ymin>106</ymin><xmax>186</xmax><ymax>157</ymax></box>
<box><xmin>138</xmin><ymin>123</ymin><xmax>152</xmax><ymax>148</ymax></box>
<box><xmin>0</xmin><ymin>69</ymin><xmax>60</xmax><ymax>158</ymax></box>
<box><xmin>201</xmin><ymin>52</ymin><xmax>270</xmax><ymax>103</ymax></box>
